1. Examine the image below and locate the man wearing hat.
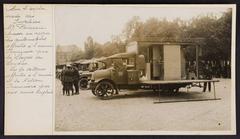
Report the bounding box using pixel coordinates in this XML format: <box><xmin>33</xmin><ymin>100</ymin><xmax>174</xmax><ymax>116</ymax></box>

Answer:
<box><xmin>64</xmin><ymin>64</ymin><xmax>74</xmax><ymax>96</ymax></box>
<box><xmin>72</xmin><ymin>64</ymin><xmax>80</xmax><ymax>95</ymax></box>
<box><xmin>203</xmin><ymin>63</ymin><xmax>213</xmax><ymax>92</ymax></box>
<box><xmin>60</xmin><ymin>65</ymin><xmax>67</xmax><ymax>95</ymax></box>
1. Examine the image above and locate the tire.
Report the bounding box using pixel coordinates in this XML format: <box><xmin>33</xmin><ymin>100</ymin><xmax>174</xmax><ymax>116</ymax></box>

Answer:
<box><xmin>79</xmin><ymin>78</ymin><xmax>88</xmax><ymax>90</ymax></box>
<box><xmin>92</xmin><ymin>87</ymin><xmax>96</xmax><ymax>96</ymax></box>
<box><xmin>94</xmin><ymin>81</ymin><xmax>116</xmax><ymax>99</ymax></box>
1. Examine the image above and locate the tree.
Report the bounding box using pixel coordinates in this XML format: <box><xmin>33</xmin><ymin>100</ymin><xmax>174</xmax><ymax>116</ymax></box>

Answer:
<box><xmin>111</xmin><ymin>35</ymin><xmax>126</xmax><ymax>53</ymax></box>
<box><xmin>185</xmin><ymin>15</ymin><xmax>219</xmax><ymax>60</ymax></box>
<box><xmin>84</xmin><ymin>36</ymin><xmax>95</xmax><ymax>59</ymax></box>
<box><xmin>70</xmin><ymin>48</ymin><xmax>85</xmax><ymax>62</ymax></box>
<box><xmin>122</xmin><ymin>16</ymin><xmax>142</xmax><ymax>42</ymax></box>
<box><xmin>93</xmin><ymin>42</ymin><xmax>104</xmax><ymax>58</ymax></box>
<box><xmin>215</xmin><ymin>9</ymin><xmax>232</xmax><ymax>60</ymax></box>
<box><xmin>82</xmin><ymin>10</ymin><xmax>232</xmax><ymax>65</ymax></box>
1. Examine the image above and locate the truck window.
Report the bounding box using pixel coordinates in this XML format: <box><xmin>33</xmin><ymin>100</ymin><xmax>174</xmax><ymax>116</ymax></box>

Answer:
<box><xmin>97</xmin><ymin>62</ymin><xmax>106</xmax><ymax>70</ymax></box>
<box><xmin>112</xmin><ymin>59</ymin><xmax>125</xmax><ymax>70</ymax></box>
<box><xmin>127</xmin><ymin>58</ymin><xmax>135</xmax><ymax>69</ymax></box>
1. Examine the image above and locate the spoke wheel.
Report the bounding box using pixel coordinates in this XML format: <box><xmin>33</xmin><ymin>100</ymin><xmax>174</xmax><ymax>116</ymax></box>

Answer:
<box><xmin>94</xmin><ymin>81</ymin><xmax>115</xmax><ymax>99</ymax></box>
<box><xmin>79</xmin><ymin>78</ymin><xmax>88</xmax><ymax>90</ymax></box>
<box><xmin>92</xmin><ymin>88</ymin><xmax>96</xmax><ymax>96</ymax></box>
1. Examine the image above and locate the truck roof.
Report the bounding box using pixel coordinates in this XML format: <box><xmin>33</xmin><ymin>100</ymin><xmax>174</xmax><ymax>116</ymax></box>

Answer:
<box><xmin>128</xmin><ymin>38</ymin><xmax>205</xmax><ymax>47</ymax></box>
<box><xmin>136</xmin><ymin>41</ymin><xmax>197</xmax><ymax>47</ymax></box>
<box><xmin>79</xmin><ymin>57</ymin><xmax>107</xmax><ymax>64</ymax></box>
<box><xmin>108</xmin><ymin>52</ymin><xmax>136</xmax><ymax>59</ymax></box>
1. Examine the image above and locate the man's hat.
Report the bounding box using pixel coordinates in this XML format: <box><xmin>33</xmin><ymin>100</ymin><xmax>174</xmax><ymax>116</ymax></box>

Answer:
<box><xmin>66</xmin><ymin>64</ymin><xmax>71</xmax><ymax>67</ymax></box>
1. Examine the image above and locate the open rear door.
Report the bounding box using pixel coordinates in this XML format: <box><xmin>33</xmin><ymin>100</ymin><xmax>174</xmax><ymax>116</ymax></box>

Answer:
<box><xmin>151</xmin><ymin>45</ymin><xmax>164</xmax><ymax>80</ymax></box>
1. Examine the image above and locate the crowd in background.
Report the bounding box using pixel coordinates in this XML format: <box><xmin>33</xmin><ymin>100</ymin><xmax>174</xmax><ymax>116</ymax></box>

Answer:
<box><xmin>187</xmin><ymin>60</ymin><xmax>231</xmax><ymax>79</ymax></box>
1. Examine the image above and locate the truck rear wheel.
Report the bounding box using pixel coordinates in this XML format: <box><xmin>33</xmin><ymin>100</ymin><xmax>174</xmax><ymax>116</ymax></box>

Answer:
<box><xmin>79</xmin><ymin>78</ymin><xmax>88</xmax><ymax>90</ymax></box>
<box><xmin>94</xmin><ymin>81</ymin><xmax>116</xmax><ymax>99</ymax></box>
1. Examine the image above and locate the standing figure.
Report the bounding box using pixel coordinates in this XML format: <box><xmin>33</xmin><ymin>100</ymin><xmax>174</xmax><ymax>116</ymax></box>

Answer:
<box><xmin>203</xmin><ymin>63</ymin><xmax>213</xmax><ymax>92</ymax></box>
<box><xmin>72</xmin><ymin>65</ymin><xmax>80</xmax><ymax>95</ymax></box>
<box><xmin>60</xmin><ymin>66</ymin><xmax>67</xmax><ymax>95</ymax></box>
<box><xmin>64</xmin><ymin>65</ymin><xmax>74</xmax><ymax>96</ymax></box>
<box><xmin>188</xmin><ymin>61</ymin><xmax>196</xmax><ymax>80</ymax></box>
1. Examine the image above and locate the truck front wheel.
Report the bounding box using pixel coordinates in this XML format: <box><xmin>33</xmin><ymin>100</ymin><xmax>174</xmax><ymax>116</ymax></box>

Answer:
<box><xmin>94</xmin><ymin>81</ymin><xmax>116</xmax><ymax>99</ymax></box>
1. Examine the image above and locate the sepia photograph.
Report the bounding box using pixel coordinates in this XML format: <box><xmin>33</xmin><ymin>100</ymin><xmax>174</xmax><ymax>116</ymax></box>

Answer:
<box><xmin>54</xmin><ymin>5</ymin><xmax>236</xmax><ymax>134</ymax></box>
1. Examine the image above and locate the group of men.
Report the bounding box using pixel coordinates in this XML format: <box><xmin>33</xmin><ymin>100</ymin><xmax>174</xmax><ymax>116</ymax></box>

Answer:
<box><xmin>188</xmin><ymin>61</ymin><xmax>213</xmax><ymax>92</ymax></box>
<box><xmin>60</xmin><ymin>65</ymin><xmax>80</xmax><ymax>96</ymax></box>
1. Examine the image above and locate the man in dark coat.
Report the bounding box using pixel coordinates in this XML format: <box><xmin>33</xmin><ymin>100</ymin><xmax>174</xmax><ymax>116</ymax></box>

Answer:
<box><xmin>72</xmin><ymin>65</ymin><xmax>80</xmax><ymax>95</ymax></box>
<box><xmin>64</xmin><ymin>65</ymin><xmax>74</xmax><ymax>96</ymax></box>
<box><xmin>60</xmin><ymin>66</ymin><xmax>67</xmax><ymax>95</ymax></box>
<box><xmin>203</xmin><ymin>63</ymin><xmax>213</xmax><ymax>92</ymax></box>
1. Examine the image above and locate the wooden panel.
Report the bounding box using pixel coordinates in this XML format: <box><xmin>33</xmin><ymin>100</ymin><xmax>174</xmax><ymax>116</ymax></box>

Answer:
<box><xmin>127</xmin><ymin>70</ymin><xmax>139</xmax><ymax>84</ymax></box>
<box><xmin>181</xmin><ymin>48</ymin><xmax>186</xmax><ymax>79</ymax></box>
<box><xmin>152</xmin><ymin>46</ymin><xmax>161</xmax><ymax>78</ymax></box>
<box><xmin>164</xmin><ymin>45</ymin><xmax>181</xmax><ymax>80</ymax></box>
<box><xmin>146</xmin><ymin>63</ymin><xmax>151</xmax><ymax>80</ymax></box>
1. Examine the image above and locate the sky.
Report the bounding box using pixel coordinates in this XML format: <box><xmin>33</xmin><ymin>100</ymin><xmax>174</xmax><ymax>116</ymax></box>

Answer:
<box><xmin>55</xmin><ymin>5</ymin><xmax>231</xmax><ymax>49</ymax></box>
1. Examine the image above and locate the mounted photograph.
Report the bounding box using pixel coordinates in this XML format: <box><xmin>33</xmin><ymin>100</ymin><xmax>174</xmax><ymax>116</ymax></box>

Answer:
<box><xmin>54</xmin><ymin>5</ymin><xmax>236</xmax><ymax>134</ymax></box>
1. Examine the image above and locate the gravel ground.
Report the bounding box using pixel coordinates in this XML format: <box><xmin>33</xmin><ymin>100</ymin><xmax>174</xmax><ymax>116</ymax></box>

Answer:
<box><xmin>55</xmin><ymin>78</ymin><xmax>233</xmax><ymax>132</ymax></box>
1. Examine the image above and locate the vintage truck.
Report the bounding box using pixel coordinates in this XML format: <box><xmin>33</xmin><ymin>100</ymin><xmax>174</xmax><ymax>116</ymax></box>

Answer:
<box><xmin>72</xmin><ymin>58</ymin><xmax>106</xmax><ymax>89</ymax></box>
<box><xmin>90</xmin><ymin>41</ymin><xmax>219</xmax><ymax>100</ymax></box>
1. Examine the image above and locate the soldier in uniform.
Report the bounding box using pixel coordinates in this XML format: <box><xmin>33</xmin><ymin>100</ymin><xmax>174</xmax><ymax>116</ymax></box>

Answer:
<box><xmin>64</xmin><ymin>65</ymin><xmax>74</xmax><ymax>96</ymax></box>
<box><xmin>60</xmin><ymin>65</ymin><xmax>67</xmax><ymax>95</ymax></box>
<box><xmin>187</xmin><ymin>61</ymin><xmax>196</xmax><ymax>80</ymax></box>
<box><xmin>72</xmin><ymin>64</ymin><xmax>80</xmax><ymax>95</ymax></box>
<box><xmin>203</xmin><ymin>63</ymin><xmax>212</xmax><ymax>92</ymax></box>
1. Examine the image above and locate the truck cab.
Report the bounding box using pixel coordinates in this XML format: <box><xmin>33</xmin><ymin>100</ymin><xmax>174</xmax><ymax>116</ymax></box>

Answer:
<box><xmin>90</xmin><ymin>52</ymin><xmax>146</xmax><ymax>99</ymax></box>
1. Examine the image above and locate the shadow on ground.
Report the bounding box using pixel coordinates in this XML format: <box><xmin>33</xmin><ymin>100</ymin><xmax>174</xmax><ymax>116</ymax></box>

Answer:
<box><xmin>107</xmin><ymin>89</ymin><xmax>215</xmax><ymax>101</ymax></box>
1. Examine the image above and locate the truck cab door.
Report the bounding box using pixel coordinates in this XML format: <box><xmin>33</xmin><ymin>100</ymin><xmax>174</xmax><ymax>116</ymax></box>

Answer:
<box><xmin>111</xmin><ymin>59</ymin><xmax>128</xmax><ymax>84</ymax></box>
